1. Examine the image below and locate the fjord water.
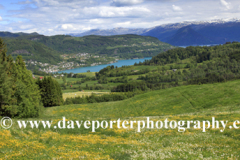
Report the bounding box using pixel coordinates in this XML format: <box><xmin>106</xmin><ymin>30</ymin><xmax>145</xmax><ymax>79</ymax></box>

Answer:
<box><xmin>59</xmin><ymin>57</ymin><xmax>152</xmax><ymax>73</ymax></box>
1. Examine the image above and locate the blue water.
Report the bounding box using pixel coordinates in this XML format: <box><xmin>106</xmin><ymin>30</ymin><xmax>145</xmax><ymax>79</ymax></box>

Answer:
<box><xmin>58</xmin><ymin>57</ymin><xmax>152</xmax><ymax>73</ymax></box>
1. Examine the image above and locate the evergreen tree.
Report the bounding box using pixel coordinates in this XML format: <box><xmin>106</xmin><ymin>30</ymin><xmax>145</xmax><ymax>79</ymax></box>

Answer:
<box><xmin>0</xmin><ymin>38</ymin><xmax>43</xmax><ymax>118</ymax></box>
<box><xmin>0</xmin><ymin>62</ymin><xmax>12</xmax><ymax>115</ymax></box>
<box><xmin>37</xmin><ymin>76</ymin><xmax>63</xmax><ymax>107</ymax></box>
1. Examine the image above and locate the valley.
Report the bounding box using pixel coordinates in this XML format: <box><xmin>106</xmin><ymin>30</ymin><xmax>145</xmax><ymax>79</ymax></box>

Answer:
<box><xmin>1</xmin><ymin>31</ymin><xmax>240</xmax><ymax>159</ymax></box>
<box><xmin>1</xmin><ymin>33</ymin><xmax>173</xmax><ymax>74</ymax></box>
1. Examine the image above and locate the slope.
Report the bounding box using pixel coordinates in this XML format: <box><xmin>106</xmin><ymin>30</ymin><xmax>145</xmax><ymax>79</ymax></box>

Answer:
<box><xmin>25</xmin><ymin>34</ymin><xmax>174</xmax><ymax>58</ymax></box>
<box><xmin>142</xmin><ymin>21</ymin><xmax>240</xmax><ymax>46</ymax></box>
<box><xmin>3</xmin><ymin>37</ymin><xmax>63</xmax><ymax>65</ymax></box>
<box><xmin>2</xmin><ymin>68</ymin><xmax>240</xmax><ymax>159</ymax></box>
<box><xmin>196</xmin><ymin>22</ymin><xmax>240</xmax><ymax>44</ymax></box>
<box><xmin>166</xmin><ymin>26</ymin><xmax>212</xmax><ymax>46</ymax></box>
<box><xmin>45</xmin><ymin>79</ymin><xmax>240</xmax><ymax>119</ymax></box>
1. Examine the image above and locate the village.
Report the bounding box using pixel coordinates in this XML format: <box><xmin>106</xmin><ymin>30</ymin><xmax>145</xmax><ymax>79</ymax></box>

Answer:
<box><xmin>25</xmin><ymin>52</ymin><xmax>118</xmax><ymax>73</ymax></box>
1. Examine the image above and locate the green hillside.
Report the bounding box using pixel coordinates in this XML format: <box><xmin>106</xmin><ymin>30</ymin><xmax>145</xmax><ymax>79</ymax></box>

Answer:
<box><xmin>47</xmin><ymin>79</ymin><xmax>240</xmax><ymax>119</ymax></box>
<box><xmin>2</xmin><ymin>79</ymin><xmax>240</xmax><ymax>159</ymax></box>
<box><xmin>0</xmin><ymin>31</ymin><xmax>39</xmax><ymax>38</ymax></box>
<box><xmin>26</xmin><ymin>34</ymin><xmax>174</xmax><ymax>58</ymax></box>
<box><xmin>2</xmin><ymin>37</ymin><xmax>63</xmax><ymax>65</ymax></box>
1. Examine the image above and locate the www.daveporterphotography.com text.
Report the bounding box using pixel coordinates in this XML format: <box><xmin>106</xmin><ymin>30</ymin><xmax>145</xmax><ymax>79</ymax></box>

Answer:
<box><xmin>6</xmin><ymin>117</ymin><xmax>239</xmax><ymax>133</ymax></box>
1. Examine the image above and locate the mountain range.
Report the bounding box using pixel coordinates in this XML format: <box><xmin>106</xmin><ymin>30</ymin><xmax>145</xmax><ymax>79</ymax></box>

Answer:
<box><xmin>69</xmin><ymin>28</ymin><xmax>147</xmax><ymax>37</ymax></box>
<box><xmin>68</xmin><ymin>18</ymin><xmax>240</xmax><ymax>46</ymax></box>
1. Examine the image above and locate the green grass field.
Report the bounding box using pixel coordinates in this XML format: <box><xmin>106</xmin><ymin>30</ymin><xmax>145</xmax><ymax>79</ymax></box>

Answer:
<box><xmin>63</xmin><ymin>91</ymin><xmax>109</xmax><ymax>100</ymax></box>
<box><xmin>1</xmin><ymin>80</ymin><xmax>240</xmax><ymax>159</ymax></box>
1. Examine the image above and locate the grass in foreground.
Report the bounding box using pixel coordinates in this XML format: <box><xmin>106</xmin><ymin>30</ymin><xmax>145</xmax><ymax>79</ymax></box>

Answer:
<box><xmin>1</xmin><ymin>80</ymin><xmax>240</xmax><ymax>159</ymax></box>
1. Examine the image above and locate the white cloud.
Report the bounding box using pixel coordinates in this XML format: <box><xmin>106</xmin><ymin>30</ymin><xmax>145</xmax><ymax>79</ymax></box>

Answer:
<box><xmin>0</xmin><ymin>16</ymin><xmax>2</xmax><ymax>21</ymax></box>
<box><xmin>83</xmin><ymin>6</ymin><xmax>150</xmax><ymax>18</ymax></box>
<box><xmin>99</xmin><ymin>10</ymin><xmax>115</xmax><ymax>17</ymax></box>
<box><xmin>61</xmin><ymin>24</ymin><xmax>74</xmax><ymax>30</ymax></box>
<box><xmin>115</xmin><ymin>21</ymin><xmax>131</xmax><ymax>27</ymax></box>
<box><xmin>48</xmin><ymin>29</ymin><xmax>53</xmax><ymax>32</ymax></box>
<box><xmin>46</xmin><ymin>0</ymin><xmax>60</xmax><ymax>6</ymax></box>
<box><xmin>172</xmin><ymin>5</ymin><xmax>182</xmax><ymax>11</ymax></box>
<box><xmin>19</xmin><ymin>24</ymin><xmax>34</xmax><ymax>29</ymax></box>
<box><xmin>220</xmin><ymin>0</ymin><xmax>230</xmax><ymax>10</ymax></box>
<box><xmin>0</xmin><ymin>0</ymin><xmax>240</xmax><ymax>35</ymax></box>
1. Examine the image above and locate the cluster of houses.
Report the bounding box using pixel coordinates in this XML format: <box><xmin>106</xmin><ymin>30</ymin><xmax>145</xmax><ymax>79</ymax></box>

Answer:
<box><xmin>33</xmin><ymin>74</ymin><xmax>65</xmax><ymax>79</ymax></box>
<box><xmin>25</xmin><ymin>60</ymin><xmax>49</xmax><ymax>67</ymax></box>
<box><xmin>61</xmin><ymin>53</ymin><xmax>90</xmax><ymax>59</ymax></box>
<box><xmin>91</xmin><ymin>62</ymin><xmax>102</xmax><ymax>66</ymax></box>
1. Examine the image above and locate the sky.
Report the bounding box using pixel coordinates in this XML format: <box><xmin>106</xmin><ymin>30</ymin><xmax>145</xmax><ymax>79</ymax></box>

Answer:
<box><xmin>0</xmin><ymin>0</ymin><xmax>240</xmax><ymax>35</ymax></box>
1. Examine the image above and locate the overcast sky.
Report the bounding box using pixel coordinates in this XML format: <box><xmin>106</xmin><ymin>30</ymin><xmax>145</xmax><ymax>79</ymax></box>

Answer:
<box><xmin>0</xmin><ymin>0</ymin><xmax>240</xmax><ymax>35</ymax></box>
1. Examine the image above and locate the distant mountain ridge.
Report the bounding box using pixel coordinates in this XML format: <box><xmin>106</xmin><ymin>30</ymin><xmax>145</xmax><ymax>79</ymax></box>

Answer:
<box><xmin>166</xmin><ymin>26</ymin><xmax>212</xmax><ymax>46</ymax></box>
<box><xmin>69</xmin><ymin>27</ymin><xmax>147</xmax><ymax>37</ymax></box>
<box><xmin>143</xmin><ymin>18</ymin><xmax>240</xmax><ymax>45</ymax></box>
<box><xmin>0</xmin><ymin>31</ymin><xmax>39</xmax><ymax>38</ymax></box>
<box><xmin>69</xmin><ymin>18</ymin><xmax>240</xmax><ymax>46</ymax></box>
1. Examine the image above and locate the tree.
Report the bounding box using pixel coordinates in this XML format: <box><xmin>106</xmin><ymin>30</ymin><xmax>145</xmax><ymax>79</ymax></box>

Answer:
<box><xmin>85</xmin><ymin>84</ymin><xmax>89</xmax><ymax>90</ymax></box>
<box><xmin>0</xmin><ymin>62</ymin><xmax>12</xmax><ymax>115</ymax></box>
<box><xmin>36</xmin><ymin>76</ymin><xmax>63</xmax><ymax>107</ymax></box>
<box><xmin>0</xmin><ymin>38</ymin><xmax>43</xmax><ymax>118</ymax></box>
<box><xmin>63</xmin><ymin>76</ymin><xmax>66</xmax><ymax>84</ymax></box>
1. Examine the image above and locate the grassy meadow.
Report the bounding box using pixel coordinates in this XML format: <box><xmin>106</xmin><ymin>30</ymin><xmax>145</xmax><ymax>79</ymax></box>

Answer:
<box><xmin>63</xmin><ymin>91</ymin><xmax>110</xmax><ymax>100</ymax></box>
<box><xmin>1</xmin><ymin>79</ymin><xmax>240</xmax><ymax>159</ymax></box>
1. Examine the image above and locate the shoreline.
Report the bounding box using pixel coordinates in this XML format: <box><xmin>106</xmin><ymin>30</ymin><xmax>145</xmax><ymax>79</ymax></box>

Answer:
<box><xmin>57</xmin><ymin>57</ymin><xmax>152</xmax><ymax>73</ymax></box>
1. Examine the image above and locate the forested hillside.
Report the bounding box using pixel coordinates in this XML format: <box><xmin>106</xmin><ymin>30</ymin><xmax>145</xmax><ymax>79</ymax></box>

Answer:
<box><xmin>1</xmin><ymin>32</ymin><xmax>174</xmax><ymax>59</ymax></box>
<box><xmin>0</xmin><ymin>31</ymin><xmax>39</xmax><ymax>38</ymax></box>
<box><xmin>0</xmin><ymin>32</ymin><xmax>174</xmax><ymax>72</ymax></box>
<box><xmin>25</xmin><ymin>34</ymin><xmax>173</xmax><ymax>58</ymax></box>
<box><xmin>80</xmin><ymin>42</ymin><xmax>240</xmax><ymax>93</ymax></box>
<box><xmin>136</xmin><ymin>42</ymin><xmax>240</xmax><ymax>86</ymax></box>
<box><xmin>2</xmin><ymin>37</ymin><xmax>63</xmax><ymax>65</ymax></box>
